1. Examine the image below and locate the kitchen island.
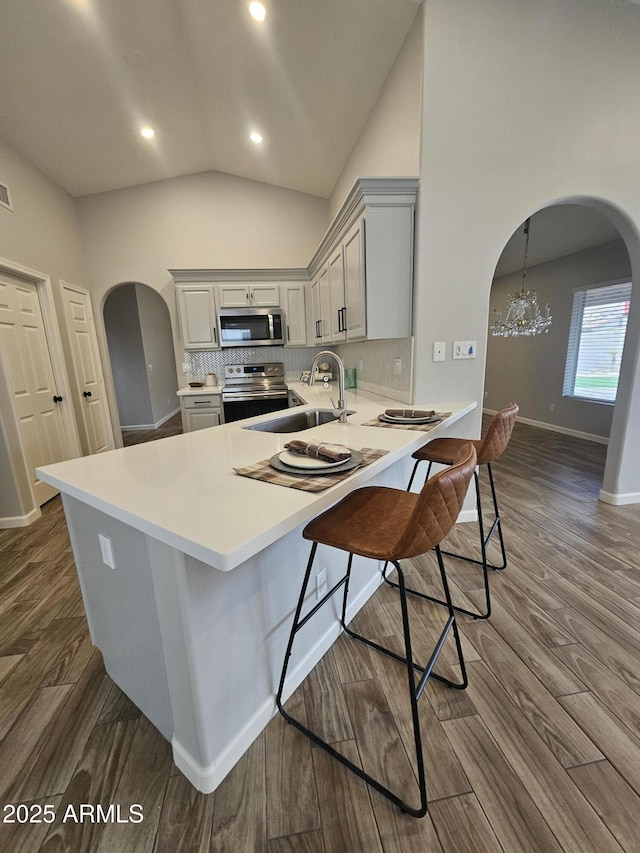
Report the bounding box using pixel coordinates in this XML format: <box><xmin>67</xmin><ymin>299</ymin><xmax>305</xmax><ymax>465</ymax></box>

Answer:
<box><xmin>37</xmin><ymin>385</ymin><xmax>476</xmax><ymax>793</ymax></box>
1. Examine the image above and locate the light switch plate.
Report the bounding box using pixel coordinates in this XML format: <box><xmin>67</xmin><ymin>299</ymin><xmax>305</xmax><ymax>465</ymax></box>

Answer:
<box><xmin>98</xmin><ymin>533</ymin><xmax>115</xmax><ymax>569</ymax></box>
<box><xmin>453</xmin><ymin>341</ymin><xmax>476</xmax><ymax>359</ymax></box>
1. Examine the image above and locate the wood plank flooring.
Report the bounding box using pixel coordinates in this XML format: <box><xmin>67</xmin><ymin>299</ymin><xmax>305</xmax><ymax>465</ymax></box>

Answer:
<box><xmin>120</xmin><ymin>412</ymin><xmax>182</xmax><ymax>447</ymax></box>
<box><xmin>1</xmin><ymin>418</ymin><xmax>640</xmax><ymax>851</ymax></box>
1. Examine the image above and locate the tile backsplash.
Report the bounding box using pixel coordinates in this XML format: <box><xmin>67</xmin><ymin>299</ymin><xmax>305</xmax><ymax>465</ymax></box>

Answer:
<box><xmin>336</xmin><ymin>338</ymin><xmax>413</xmax><ymax>403</ymax></box>
<box><xmin>184</xmin><ymin>337</ymin><xmax>413</xmax><ymax>403</ymax></box>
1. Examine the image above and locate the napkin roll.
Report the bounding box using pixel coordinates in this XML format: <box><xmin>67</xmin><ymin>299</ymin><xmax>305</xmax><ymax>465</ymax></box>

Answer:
<box><xmin>385</xmin><ymin>408</ymin><xmax>435</xmax><ymax>419</ymax></box>
<box><xmin>285</xmin><ymin>440</ymin><xmax>351</xmax><ymax>462</ymax></box>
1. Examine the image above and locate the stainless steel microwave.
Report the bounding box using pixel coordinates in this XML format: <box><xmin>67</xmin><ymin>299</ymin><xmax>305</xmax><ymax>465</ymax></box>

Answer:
<box><xmin>217</xmin><ymin>306</ymin><xmax>285</xmax><ymax>347</ymax></box>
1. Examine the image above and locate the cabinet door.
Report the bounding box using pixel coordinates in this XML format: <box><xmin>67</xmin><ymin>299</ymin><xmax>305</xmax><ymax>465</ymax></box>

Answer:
<box><xmin>184</xmin><ymin>408</ymin><xmax>221</xmax><ymax>432</ymax></box>
<box><xmin>318</xmin><ymin>265</ymin><xmax>332</xmax><ymax>343</ymax></box>
<box><xmin>216</xmin><ymin>284</ymin><xmax>250</xmax><ymax>308</ymax></box>
<box><xmin>176</xmin><ymin>285</ymin><xmax>219</xmax><ymax>349</ymax></box>
<box><xmin>309</xmin><ymin>278</ymin><xmax>322</xmax><ymax>343</ymax></box>
<box><xmin>249</xmin><ymin>284</ymin><xmax>280</xmax><ymax>306</ymax></box>
<box><xmin>343</xmin><ymin>218</ymin><xmax>366</xmax><ymax>340</ymax></box>
<box><xmin>280</xmin><ymin>284</ymin><xmax>307</xmax><ymax>346</ymax></box>
<box><xmin>328</xmin><ymin>246</ymin><xmax>346</xmax><ymax>342</ymax></box>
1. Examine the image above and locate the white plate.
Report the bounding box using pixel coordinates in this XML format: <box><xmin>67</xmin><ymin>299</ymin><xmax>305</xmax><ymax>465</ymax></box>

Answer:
<box><xmin>279</xmin><ymin>446</ymin><xmax>351</xmax><ymax>469</ymax></box>
<box><xmin>379</xmin><ymin>413</ymin><xmax>439</xmax><ymax>425</ymax></box>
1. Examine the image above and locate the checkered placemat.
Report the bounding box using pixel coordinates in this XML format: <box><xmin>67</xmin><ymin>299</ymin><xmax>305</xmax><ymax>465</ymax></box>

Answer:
<box><xmin>361</xmin><ymin>412</ymin><xmax>451</xmax><ymax>431</ymax></box>
<box><xmin>233</xmin><ymin>447</ymin><xmax>388</xmax><ymax>492</ymax></box>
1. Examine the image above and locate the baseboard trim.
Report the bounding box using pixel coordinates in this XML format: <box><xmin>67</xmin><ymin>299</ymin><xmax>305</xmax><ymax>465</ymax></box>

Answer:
<box><xmin>598</xmin><ymin>488</ymin><xmax>640</xmax><ymax>506</ymax></box>
<box><xmin>172</xmin><ymin>570</ymin><xmax>384</xmax><ymax>794</ymax></box>
<box><xmin>483</xmin><ymin>408</ymin><xmax>608</xmax><ymax>445</ymax></box>
<box><xmin>121</xmin><ymin>407</ymin><xmax>180</xmax><ymax>431</ymax></box>
<box><xmin>457</xmin><ymin>508</ymin><xmax>478</xmax><ymax>524</ymax></box>
<box><xmin>0</xmin><ymin>507</ymin><xmax>41</xmax><ymax>528</ymax></box>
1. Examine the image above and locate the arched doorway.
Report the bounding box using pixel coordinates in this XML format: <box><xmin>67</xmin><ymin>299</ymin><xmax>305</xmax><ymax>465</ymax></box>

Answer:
<box><xmin>485</xmin><ymin>201</ymin><xmax>634</xmax><ymax>500</ymax></box>
<box><xmin>103</xmin><ymin>283</ymin><xmax>179</xmax><ymax>442</ymax></box>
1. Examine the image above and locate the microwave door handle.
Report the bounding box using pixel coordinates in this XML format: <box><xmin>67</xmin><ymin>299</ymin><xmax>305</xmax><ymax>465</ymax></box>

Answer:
<box><xmin>268</xmin><ymin>313</ymin><xmax>275</xmax><ymax>340</ymax></box>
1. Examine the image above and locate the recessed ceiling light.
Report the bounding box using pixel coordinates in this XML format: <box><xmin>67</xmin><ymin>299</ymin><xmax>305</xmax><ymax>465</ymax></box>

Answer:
<box><xmin>249</xmin><ymin>2</ymin><xmax>266</xmax><ymax>22</ymax></box>
<box><xmin>140</xmin><ymin>126</ymin><xmax>155</xmax><ymax>139</ymax></box>
<box><xmin>250</xmin><ymin>132</ymin><xmax>263</xmax><ymax>144</ymax></box>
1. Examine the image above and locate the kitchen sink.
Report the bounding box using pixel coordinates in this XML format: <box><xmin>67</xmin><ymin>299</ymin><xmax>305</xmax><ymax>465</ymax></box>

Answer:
<box><xmin>243</xmin><ymin>408</ymin><xmax>355</xmax><ymax>433</ymax></box>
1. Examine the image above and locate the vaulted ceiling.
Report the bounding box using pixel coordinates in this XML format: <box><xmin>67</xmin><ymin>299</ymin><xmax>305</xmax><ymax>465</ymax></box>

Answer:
<box><xmin>0</xmin><ymin>0</ymin><xmax>421</xmax><ymax>198</ymax></box>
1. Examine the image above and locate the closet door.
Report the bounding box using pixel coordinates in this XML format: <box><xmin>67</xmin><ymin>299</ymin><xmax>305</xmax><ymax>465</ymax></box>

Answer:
<box><xmin>0</xmin><ymin>274</ymin><xmax>70</xmax><ymax>504</ymax></box>
<box><xmin>61</xmin><ymin>282</ymin><xmax>115</xmax><ymax>455</ymax></box>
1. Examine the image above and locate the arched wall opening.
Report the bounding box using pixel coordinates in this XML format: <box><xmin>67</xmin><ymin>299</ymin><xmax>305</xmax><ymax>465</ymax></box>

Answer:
<box><xmin>102</xmin><ymin>282</ymin><xmax>178</xmax><ymax>438</ymax></box>
<box><xmin>484</xmin><ymin>196</ymin><xmax>640</xmax><ymax>503</ymax></box>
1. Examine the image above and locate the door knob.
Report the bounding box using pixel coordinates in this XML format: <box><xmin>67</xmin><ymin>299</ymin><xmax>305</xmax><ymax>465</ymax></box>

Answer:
<box><xmin>52</xmin><ymin>395</ymin><xmax>63</xmax><ymax>403</ymax></box>
<box><xmin>83</xmin><ymin>391</ymin><xmax>92</xmax><ymax>398</ymax></box>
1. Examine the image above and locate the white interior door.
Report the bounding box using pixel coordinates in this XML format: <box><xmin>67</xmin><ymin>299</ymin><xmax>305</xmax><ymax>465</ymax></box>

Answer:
<box><xmin>61</xmin><ymin>283</ymin><xmax>114</xmax><ymax>454</ymax></box>
<box><xmin>0</xmin><ymin>274</ymin><xmax>70</xmax><ymax>505</ymax></box>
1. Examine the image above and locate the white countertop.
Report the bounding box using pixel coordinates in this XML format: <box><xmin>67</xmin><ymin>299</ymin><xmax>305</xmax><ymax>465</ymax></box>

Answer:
<box><xmin>38</xmin><ymin>384</ymin><xmax>476</xmax><ymax>572</ymax></box>
<box><xmin>177</xmin><ymin>384</ymin><xmax>224</xmax><ymax>396</ymax></box>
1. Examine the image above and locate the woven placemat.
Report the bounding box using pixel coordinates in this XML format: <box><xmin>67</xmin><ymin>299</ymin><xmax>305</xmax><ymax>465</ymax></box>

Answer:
<box><xmin>361</xmin><ymin>412</ymin><xmax>451</xmax><ymax>431</ymax></box>
<box><xmin>234</xmin><ymin>447</ymin><xmax>388</xmax><ymax>492</ymax></box>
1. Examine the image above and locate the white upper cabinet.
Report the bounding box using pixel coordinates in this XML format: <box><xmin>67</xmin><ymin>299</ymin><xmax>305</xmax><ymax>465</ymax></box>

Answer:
<box><xmin>342</xmin><ymin>218</ymin><xmax>366</xmax><ymax>341</ymax></box>
<box><xmin>217</xmin><ymin>283</ymin><xmax>280</xmax><ymax>308</ymax></box>
<box><xmin>280</xmin><ymin>283</ymin><xmax>307</xmax><ymax>347</ymax></box>
<box><xmin>307</xmin><ymin>178</ymin><xmax>417</xmax><ymax>343</ymax></box>
<box><xmin>175</xmin><ymin>283</ymin><xmax>220</xmax><ymax>350</ymax></box>
<box><xmin>328</xmin><ymin>246</ymin><xmax>346</xmax><ymax>343</ymax></box>
<box><xmin>171</xmin><ymin>178</ymin><xmax>417</xmax><ymax>352</ymax></box>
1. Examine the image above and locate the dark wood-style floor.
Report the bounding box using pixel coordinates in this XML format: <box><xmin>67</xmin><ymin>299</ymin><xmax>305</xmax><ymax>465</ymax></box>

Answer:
<box><xmin>1</xmin><ymin>419</ymin><xmax>640</xmax><ymax>852</ymax></box>
<box><xmin>121</xmin><ymin>411</ymin><xmax>183</xmax><ymax>447</ymax></box>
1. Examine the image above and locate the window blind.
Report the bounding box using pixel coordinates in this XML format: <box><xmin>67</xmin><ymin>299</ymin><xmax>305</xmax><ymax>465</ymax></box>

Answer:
<box><xmin>563</xmin><ymin>281</ymin><xmax>631</xmax><ymax>403</ymax></box>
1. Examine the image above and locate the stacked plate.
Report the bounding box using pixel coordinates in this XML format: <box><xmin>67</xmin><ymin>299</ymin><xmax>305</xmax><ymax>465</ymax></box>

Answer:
<box><xmin>378</xmin><ymin>413</ymin><xmax>440</xmax><ymax>425</ymax></box>
<box><xmin>270</xmin><ymin>445</ymin><xmax>362</xmax><ymax>475</ymax></box>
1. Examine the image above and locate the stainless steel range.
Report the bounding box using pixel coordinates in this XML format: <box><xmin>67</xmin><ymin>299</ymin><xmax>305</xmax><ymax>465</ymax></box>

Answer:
<box><xmin>221</xmin><ymin>362</ymin><xmax>289</xmax><ymax>423</ymax></box>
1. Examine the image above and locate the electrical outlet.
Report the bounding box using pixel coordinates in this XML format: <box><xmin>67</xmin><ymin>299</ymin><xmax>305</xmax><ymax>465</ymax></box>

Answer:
<box><xmin>316</xmin><ymin>568</ymin><xmax>328</xmax><ymax>600</ymax></box>
<box><xmin>182</xmin><ymin>362</ymin><xmax>189</xmax><ymax>373</ymax></box>
<box><xmin>433</xmin><ymin>342</ymin><xmax>446</xmax><ymax>362</ymax></box>
<box><xmin>393</xmin><ymin>358</ymin><xmax>402</xmax><ymax>375</ymax></box>
<box><xmin>549</xmin><ymin>403</ymin><xmax>556</xmax><ymax>413</ymax></box>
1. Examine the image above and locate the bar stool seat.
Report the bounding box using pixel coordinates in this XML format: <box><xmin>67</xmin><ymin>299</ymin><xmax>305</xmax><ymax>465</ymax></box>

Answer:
<box><xmin>276</xmin><ymin>443</ymin><xmax>477</xmax><ymax>819</ymax></box>
<box><xmin>398</xmin><ymin>402</ymin><xmax>519</xmax><ymax>620</ymax></box>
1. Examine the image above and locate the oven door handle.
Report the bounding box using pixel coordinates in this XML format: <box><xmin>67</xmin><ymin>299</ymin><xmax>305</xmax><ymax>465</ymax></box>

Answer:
<box><xmin>222</xmin><ymin>391</ymin><xmax>289</xmax><ymax>402</ymax></box>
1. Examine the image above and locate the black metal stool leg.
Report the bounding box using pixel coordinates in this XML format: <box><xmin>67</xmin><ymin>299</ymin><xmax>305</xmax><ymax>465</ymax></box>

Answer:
<box><xmin>276</xmin><ymin>542</ymin><xmax>319</xmax><ymax>714</ymax></box>
<box><xmin>486</xmin><ymin>462</ymin><xmax>507</xmax><ymax>570</ymax></box>
<box><xmin>276</xmin><ymin>550</ymin><xmax>470</xmax><ymax>817</ymax></box>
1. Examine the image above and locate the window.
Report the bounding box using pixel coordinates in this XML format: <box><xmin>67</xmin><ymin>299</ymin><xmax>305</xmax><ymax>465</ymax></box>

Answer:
<box><xmin>563</xmin><ymin>281</ymin><xmax>632</xmax><ymax>403</ymax></box>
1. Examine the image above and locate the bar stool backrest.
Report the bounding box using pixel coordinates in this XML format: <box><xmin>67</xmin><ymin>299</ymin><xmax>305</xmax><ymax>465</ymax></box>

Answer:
<box><xmin>476</xmin><ymin>401</ymin><xmax>519</xmax><ymax>465</ymax></box>
<box><xmin>394</xmin><ymin>443</ymin><xmax>477</xmax><ymax>560</ymax></box>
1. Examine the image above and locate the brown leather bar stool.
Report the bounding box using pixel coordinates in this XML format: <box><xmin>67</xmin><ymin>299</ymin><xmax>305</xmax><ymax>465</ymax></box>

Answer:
<box><xmin>276</xmin><ymin>443</ymin><xmax>477</xmax><ymax>818</ymax></box>
<box><xmin>395</xmin><ymin>401</ymin><xmax>519</xmax><ymax>621</ymax></box>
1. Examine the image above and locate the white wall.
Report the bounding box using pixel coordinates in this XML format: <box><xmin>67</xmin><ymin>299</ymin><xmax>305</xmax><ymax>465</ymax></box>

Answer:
<box><xmin>103</xmin><ymin>285</ymin><xmax>153</xmax><ymax>428</ymax></box>
<box><xmin>0</xmin><ymin>138</ymin><xmax>89</xmax><ymax>519</ymax></box>
<box><xmin>413</xmin><ymin>0</ymin><xmax>640</xmax><ymax>502</ymax></box>
<box><xmin>486</xmin><ymin>239</ymin><xmax>631</xmax><ymax>438</ymax></box>
<box><xmin>328</xmin><ymin>7</ymin><xmax>423</xmax><ymax>219</ymax></box>
<box><xmin>136</xmin><ymin>284</ymin><xmax>179</xmax><ymax>425</ymax></box>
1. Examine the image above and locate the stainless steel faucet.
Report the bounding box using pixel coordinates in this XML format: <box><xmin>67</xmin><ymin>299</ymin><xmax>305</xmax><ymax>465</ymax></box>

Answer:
<box><xmin>309</xmin><ymin>350</ymin><xmax>349</xmax><ymax>423</ymax></box>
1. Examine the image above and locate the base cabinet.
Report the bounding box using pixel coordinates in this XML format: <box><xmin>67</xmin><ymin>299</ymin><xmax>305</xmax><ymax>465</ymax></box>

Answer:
<box><xmin>180</xmin><ymin>393</ymin><xmax>223</xmax><ymax>432</ymax></box>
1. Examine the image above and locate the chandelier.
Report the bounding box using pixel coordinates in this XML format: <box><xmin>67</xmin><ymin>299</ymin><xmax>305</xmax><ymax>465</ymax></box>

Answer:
<box><xmin>490</xmin><ymin>217</ymin><xmax>552</xmax><ymax>337</ymax></box>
